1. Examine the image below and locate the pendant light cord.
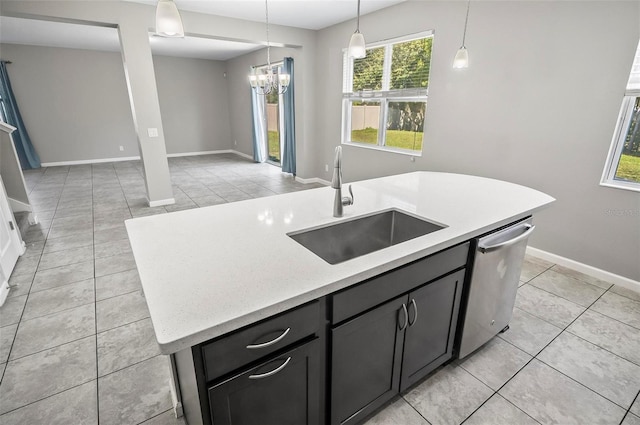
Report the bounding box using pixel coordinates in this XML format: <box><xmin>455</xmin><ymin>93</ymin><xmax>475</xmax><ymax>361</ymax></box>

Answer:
<box><xmin>356</xmin><ymin>0</ymin><xmax>361</xmax><ymax>33</ymax></box>
<box><xmin>265</xmin><ymin>0</ymin><xmax>271</xmax><ymax>67</ymax></box>
<box><xmin>461</xmin><ymin>0</ymin><xmax>471</xmax><ymax>47</ymax></box>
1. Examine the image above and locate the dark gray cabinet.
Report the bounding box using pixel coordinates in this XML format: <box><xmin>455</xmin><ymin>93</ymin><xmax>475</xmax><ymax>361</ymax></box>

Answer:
<box><xmin>400</xmin><ymin>269</ymin><xmax>465</xmax><ymax>391</ymax></box>
<box><xmin>330</xmin><ymin>245</ymin><xmax>468</xmax><ymax>425</ymax></box>
<box><xmin>209</xmin><ymin>339</ymin><xmax>321</xmax><ymax>425</ymax></box>
<box><xmin>330</xmin><ymin>297</ymin><xmax>406</xmax><ymax>425</ymax></box>
<box><xmin>184</xmin><ymin>243</ymin><xmax>470</xmax><ymax>425</ymax></box>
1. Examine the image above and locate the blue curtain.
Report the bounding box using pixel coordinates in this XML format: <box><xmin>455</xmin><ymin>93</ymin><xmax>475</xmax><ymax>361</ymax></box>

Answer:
<box><xmin>0</xmin><ymin>61</ymin><xmax>40</xmax><ymax>169</ymax></box>
<box><xmin>250</xmin><ymin>85</ymin><xmax>267</xmax><ymax>163</ymax></box>
<box><xmin>281</xmin><ymin>57</ymin><xmax>296</xmax><ymax>175</ymax></box>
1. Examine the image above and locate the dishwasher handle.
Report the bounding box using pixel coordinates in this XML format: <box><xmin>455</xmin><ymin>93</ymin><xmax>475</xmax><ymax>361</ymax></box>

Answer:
<box><xmin>478</xmin><ymin>224</ymin><xmax>535</xmax><ymax>253</ymax></box>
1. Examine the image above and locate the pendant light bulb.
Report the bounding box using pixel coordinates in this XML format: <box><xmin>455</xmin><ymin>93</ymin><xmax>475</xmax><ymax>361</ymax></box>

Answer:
<box><xmin>156</xmin><ymin>0</ymin><xmax>184</xmax><ymax>38</ymax></box>
<box><xmin>349</xmin><ymin>31</ymin><xmax>366</xmax><ymax>59</ymax></box>
<box><xmin>453</xmin><ymin>0</ymin><xmax>471</xmax><ymax>69</ymax></box>
<box><xmin>348</xmin><ymin>0</ymin><xmax>366</xmax><ymax>59</ymax></box>
<box><xmin>453</xmin><ymin>47</ymin><xmax>469</xmax><ymax>69</ymax></box>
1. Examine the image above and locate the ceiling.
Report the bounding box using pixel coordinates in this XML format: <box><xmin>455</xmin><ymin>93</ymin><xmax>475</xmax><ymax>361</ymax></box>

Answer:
<box><xmin>124</xmin><ymin>0</ymin><xmax>406</xmax><ymax>31</ymax></box>
<box><xmin>0</xmin><ymin>0</ymin><xmax>405</xmax><ymax>60</ymax></box>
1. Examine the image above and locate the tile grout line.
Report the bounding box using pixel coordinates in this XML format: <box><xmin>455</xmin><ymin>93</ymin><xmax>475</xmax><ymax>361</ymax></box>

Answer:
<box><xmin>91</xmin><ymin>165</ymin><xmax>101</xmax><ymax>425</ymax></box>
<box><xmin>487</xmin><ymin>282</ymin><xmax>626</xmax><ymax>420</ymax></box>
<box><xmin>0</xmin><ymin>168</ymin><xmax>67</xmax><ymax>386</ymax></box>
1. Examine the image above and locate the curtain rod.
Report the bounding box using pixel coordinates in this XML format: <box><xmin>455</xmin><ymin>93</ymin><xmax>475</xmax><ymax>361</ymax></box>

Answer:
<box><xmin>1</xmin><ymin>60</ymin><xmax>12</xmax><ymax>64</ymax></box>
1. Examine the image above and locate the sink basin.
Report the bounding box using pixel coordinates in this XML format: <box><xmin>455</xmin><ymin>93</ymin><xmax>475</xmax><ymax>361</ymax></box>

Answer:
<box><xmin>288</xmin><ymin>209</ymin><xmax>446</xmax><ymax>264</ymax></box>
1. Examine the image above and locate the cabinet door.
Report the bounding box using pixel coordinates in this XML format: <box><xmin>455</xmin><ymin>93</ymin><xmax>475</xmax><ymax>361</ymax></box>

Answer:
<box><xmin>400</xmin><ymin>269</ymin><xmax>465</xmax><ymax>391</ymax></box>
<box><xmin>331</xmin><ymin>296</ymin><xmax>407</xmax><ymax>425</ymax></box>
<box><xmin>208</xmin><ymin>339</ymin><xmax>320</xmax><ymax>425</ymax></box>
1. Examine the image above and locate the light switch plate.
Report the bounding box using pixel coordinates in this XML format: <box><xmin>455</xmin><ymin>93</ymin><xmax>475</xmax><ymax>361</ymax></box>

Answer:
<box><xmin>148</xmin><ymin>128</ymin><xmax>159</xmax><ymax>138</ymax></box>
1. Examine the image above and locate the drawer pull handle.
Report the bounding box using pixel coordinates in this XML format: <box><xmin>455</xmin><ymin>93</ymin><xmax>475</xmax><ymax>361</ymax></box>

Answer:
<box><xmin>249</xmin><ymin>357</ymin><xmax>291</xmax><ymax>380</ymax></box>
<box><xmin>408</xmin><ymin>298</ymin><xmax>418</xmax><ymax>326</ymax></box>
<box><xmin>246</xmin><ymin>328</ymin><xmax>291</xmax><ymax>349</ymax></box>
<box><xmin>398</xmin><ymin>303</ymin><xmax>408</xmax><ymax>331</ymax></box>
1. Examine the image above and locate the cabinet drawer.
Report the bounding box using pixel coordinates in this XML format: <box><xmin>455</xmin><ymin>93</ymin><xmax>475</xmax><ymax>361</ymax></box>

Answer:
<box><xmin>202</xmin><ymin>301</ymin><xmax>320</xmax><ymax>382</ymax></box>
<box><xmin>331</xmin><ymin>242</ymin><xmax>470</xmax><ymax>324</ymax></box>
<box><xmin>209</xmin><ymin>338</ymin><xmax>321</xmax><ymax>425</ymax></box>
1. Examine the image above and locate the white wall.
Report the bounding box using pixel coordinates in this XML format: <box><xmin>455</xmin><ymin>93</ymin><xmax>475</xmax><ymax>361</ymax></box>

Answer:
<box><xmin>153</xmin><ymin>55</ymin><xmax>231</xmax><ymax>154</ymax></box>
<box><xmin>315</xmin><ymin>1</ymin><xmax>640</xmax><ymax>281</ymax></box>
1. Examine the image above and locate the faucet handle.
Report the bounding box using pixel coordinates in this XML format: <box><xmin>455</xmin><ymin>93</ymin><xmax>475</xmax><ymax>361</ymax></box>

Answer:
<box><xmin>342</xmin><ymin>184</ymin><xmax>354</xmax><ymax>206</ymax></box>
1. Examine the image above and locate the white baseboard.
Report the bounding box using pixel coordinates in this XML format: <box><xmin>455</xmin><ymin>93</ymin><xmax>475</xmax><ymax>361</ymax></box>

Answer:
<box><xmin>167</xmin><ymin>150</ymin><xmax>233</xmax><ymax>158</ymax></box>
<box><xmin>41</xmin><ymin>156</ymin><xmax>141</xmax><ymax>167</ymax></box>
<box><xmin>295</xmin><ymin>176</ymin><xmax>331</xmax><ymax>186</ymax></box>
<box><xmin>526</xmin><ymin>246</ymin><xmax>640</xmax><ymax>292</ymax></box>
<box><xmin>148</xmin><ymin>198</ymin><xmax>176</xmax><ymax>207</ymax></box>
<box><xmin>41</xmin><ymin>150</ymin><xmax>254</xmax><ymax>167</ymax></box>
<box><xmin>8</xmin><ymin>197</ymin><xmax>32</xmax><ymax>213</ymax></box>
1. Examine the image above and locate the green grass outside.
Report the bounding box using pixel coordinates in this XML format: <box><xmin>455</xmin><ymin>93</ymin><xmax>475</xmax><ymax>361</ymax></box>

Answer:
<box><xmin>615</xmin><ymin>154</ymin><xmax>640</xmax><ymax>183</ymax></box>
<box><xmin>351</xmin><ymin>128</ymin><xmax>423</xmax><ymax>151</ymax></box>
<box><xmin>268</xmin><ymin>131</ymin><xmax>280</xmax><ymax>163</ymax></box>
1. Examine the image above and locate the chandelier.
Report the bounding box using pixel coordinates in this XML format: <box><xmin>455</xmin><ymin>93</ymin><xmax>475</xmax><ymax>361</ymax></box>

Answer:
<box><xmin>249</xmin><ymin>0</ymin><xmax>290</xmax><ymax>95</ymax></box>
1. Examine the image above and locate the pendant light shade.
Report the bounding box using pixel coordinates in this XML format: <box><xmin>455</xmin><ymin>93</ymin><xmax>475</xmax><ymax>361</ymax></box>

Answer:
<box><xmin>453</xmin><ymin>0</ymin><xmax>471</xmax><ymax>69</ymax></box>
<box><xmin>453</xmin><ymin>47</ymin><xmax>469</xmax><ymax>69</ymax></box>
<box><xmin>349</xmin><ymin>31</ymin><xmax>366</xmax><ymax>59</ymax></box>
<box><xmin>348</xmin><ymin>0</ymin><xmax>366</xmax><ymax>59</ymax></box>
<box><xmin>156</xmin><ymin>0</ymin><xmax>184</xmax><ymax>38</ymax></box>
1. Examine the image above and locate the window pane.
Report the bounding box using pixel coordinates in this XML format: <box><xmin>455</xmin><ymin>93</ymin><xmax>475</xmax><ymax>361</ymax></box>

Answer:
<box><xmin>614</xmin><ymin>97</ymin><xmax>640</xmax><ymax>183</ymax></box>
<box><xmin>350</xmin><ymin>101</ymin><xmax>380</xmax><ymax>144</ymax></box>
<box><xmin>390</xmin><ymin>38</ymin><xmax>432</xmax><ymax>90</ymax></box>
<box><xmin>385</xmin><ymin>101</ymin><xmax>425</xmax><ymax>151</ymax></box>
<box><xmin>266</xmin><ymin>90</ymin><xmax>281</xmax><ymax>163</ymax></box>
<box><xmin>352</xmin><ymin>47</ymin><xmax>385</xmax><ymax>92</ymax></box>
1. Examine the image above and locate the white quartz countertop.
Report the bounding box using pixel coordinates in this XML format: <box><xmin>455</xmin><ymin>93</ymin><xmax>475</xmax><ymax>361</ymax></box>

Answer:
<box><xmin>125</xmin><ymin>172</ymin><xmax>554</xmax><ymax>354</ymax></box>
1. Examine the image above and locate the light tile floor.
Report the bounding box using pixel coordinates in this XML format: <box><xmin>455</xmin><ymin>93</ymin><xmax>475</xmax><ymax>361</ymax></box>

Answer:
<box><xmin>0</xmin><ymin>154</ymin><xmax>321</xmax><ymax>424</ymax></box>
<box><xmin>1</xmin><ymin>154</ymin><xmax>639</xmax><ymax>424</ymax></box>
<box><xmin>365</xmin><ymin>256</ymin><xmax>640</xmax><ymax>425</ymax></box>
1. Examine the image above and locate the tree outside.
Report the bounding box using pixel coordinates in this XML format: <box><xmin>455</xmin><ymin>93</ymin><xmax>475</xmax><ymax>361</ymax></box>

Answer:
<box><xmin>616</xmin><ymin>97</ymin><xmax>640</xmax><ymax>183</ymax></box>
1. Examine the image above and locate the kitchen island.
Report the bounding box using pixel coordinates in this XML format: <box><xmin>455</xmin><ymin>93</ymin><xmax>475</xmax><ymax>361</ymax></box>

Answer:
<box><xmin>125</xmin><ymin>171</ymin><xmax>554</xmax><ymax>425</ymax></box>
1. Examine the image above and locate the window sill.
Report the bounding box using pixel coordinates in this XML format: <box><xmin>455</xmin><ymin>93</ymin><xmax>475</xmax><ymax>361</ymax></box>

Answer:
<box><xmin>599</xmin><ymin>180</ymin><xmax>640</xmax><ymax>193</ymax></box>
<box><xmin>342</xmin><ymin>141</ymin><xmax>423</xmax><ymax>158</ymax></box>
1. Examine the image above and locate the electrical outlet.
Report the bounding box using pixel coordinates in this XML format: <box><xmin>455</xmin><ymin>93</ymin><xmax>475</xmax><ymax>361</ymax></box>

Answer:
<box><xmin>119</xmin><ymin>146</ymin><xmax>124</xmax><ymax>152</ymax></box>
<box><xmin>325</xmin><ymin>164</ymin><xmax>329</xmax><ymax>172</ymax></box>
<box><xmin>148</xmin><ymin>128</ymin><xmax>159</xmax><ymax>138</ymax></box>
<box><xmin>234</xmin><ymin>140</ymin><xmax>237</xmax><ymax>146</ymax></box>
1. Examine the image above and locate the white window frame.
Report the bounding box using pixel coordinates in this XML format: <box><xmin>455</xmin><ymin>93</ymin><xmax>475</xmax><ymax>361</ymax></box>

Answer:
<box><xmin>341</xmin><ymin>31</ymin><xmax>434</xmax><ymax>156</ymax></box>
<box><xmin>601</xmin><ymin>97</ymin><xmax>640</xmax><ymax>192</ymax></box>
<box><xmin>601</xmin><ymin>41</ymin><xmax>640</xmax><ymax>193</ymax></box>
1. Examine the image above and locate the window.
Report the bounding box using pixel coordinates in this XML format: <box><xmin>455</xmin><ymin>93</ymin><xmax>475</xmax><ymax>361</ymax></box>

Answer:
<box><xmin>602</xmin><ymin>41</ymin><xmax>640</xmax><ymax>192</ymax></box>
<box><xmin>342</xmin><ymin>31</ymin><xmax>433</xmax><ymax>155</ymax></box>
<box><xmin>254</xmin><ymin>62</ymin><xmax>285</xmax><ymax>165</ymax></box>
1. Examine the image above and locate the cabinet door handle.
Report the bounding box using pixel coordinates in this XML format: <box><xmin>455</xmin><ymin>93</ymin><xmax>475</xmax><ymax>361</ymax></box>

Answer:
<box><xmin>408</xmin><ymin>298</ymin><xmax>418</xmax><ymax>327</ymax></box>
<box><xmin>246</xmin><ymin>328</ymin><xmax>291</xmax><ymax>349</ymax></box>
<box><xmin>398</xmin><ymin>303</ymin><xmax>408</xmax><ymax>331</ymax></box>
<box><xmin>248</xmin><ymin>357</ymin><xmax>291</xmax><ymax>380</ymax></box>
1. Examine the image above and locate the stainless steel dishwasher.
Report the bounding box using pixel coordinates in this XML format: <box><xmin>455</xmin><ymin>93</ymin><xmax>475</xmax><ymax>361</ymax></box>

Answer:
<box><xmin>458</xmin><ymin>217</ymin><xmax>535</xmax><ymax>358</ymax></box>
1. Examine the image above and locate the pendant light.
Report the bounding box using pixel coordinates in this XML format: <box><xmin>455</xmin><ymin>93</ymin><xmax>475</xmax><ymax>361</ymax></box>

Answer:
<box><xmin>156</xmin><ymin>0</ymin><xmax>184</xmax><ymax>38</ymax></box>
<box><xmin>249</xmin><ymin>0</ymin><xmax>290</xmax><ymax>95</ymax></box>
<box><xmin>453</xmin><ymin>0</ymin><xmax>471</xmax><ymax>69</ymax></box>
<box><xmin>348</xmin><ymin>0</ymin><xmax>366</xmax><ymax>59</ymax></box>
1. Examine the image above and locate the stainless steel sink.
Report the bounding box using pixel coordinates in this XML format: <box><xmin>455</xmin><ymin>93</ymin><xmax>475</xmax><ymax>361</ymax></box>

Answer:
<box><xmin>288</xmin><ymin>209</ymin><xmax>446</xmax><ymax>265</ymax></box>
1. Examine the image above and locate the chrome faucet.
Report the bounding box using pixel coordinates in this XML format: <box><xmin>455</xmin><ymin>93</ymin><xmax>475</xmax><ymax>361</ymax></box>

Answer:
<box><xmin>331</xmin><ymin>146</ymin><xmax>354</xmax><ymax>217</ymax></box>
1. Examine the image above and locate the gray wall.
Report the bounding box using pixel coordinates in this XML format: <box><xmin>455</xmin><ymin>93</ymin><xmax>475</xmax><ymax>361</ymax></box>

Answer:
<box><xmin>0</xmin><ymin>43</ymin><xmax>139</xmax><ymax>163</ymax></box>
<box><xmin>0</xmin><ymin>43</ymin><xmax>235</xmax><ymax>163</ymax></box>
<box><xmin>315</xmin><ymin>1</ymin><xmax>640</xmax><ymax>281</ymax></box>
<box><xmin>153</xmin><ymin>55</ymin><xmax>232</xmax><ymax>154</ymax></box>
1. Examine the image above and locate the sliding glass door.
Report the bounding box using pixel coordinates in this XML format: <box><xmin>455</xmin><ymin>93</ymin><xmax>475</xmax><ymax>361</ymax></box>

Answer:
<box><xmin>265</xmin><ymin>89</ymin><xmax>283</xmax><ymax>165</ymax></box>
